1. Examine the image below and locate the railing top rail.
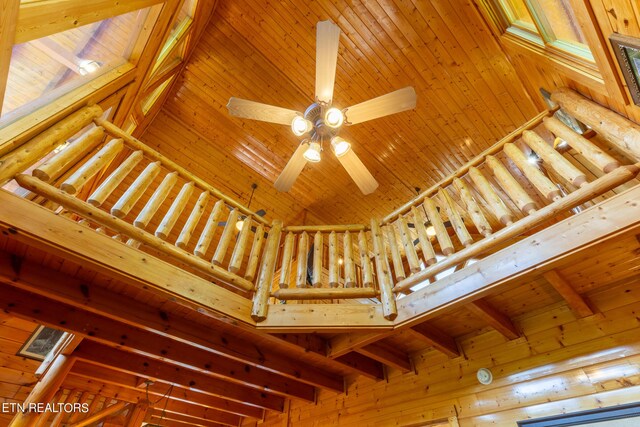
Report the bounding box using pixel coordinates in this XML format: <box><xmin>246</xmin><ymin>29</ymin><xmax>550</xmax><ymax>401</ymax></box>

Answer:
<box><xmin>381</xmin><ymin>109</ymin><xmax>556</xmax><ymax>225</ymax></box>
<box><xmin>94</xmin><ymin>117</ymin><xmax>271</xmax><ymax>226</ymax></box>
<box><xmin>282</xmin><ymin>224</ymin><xmax>369</xmax><ymax>233</ymax></box>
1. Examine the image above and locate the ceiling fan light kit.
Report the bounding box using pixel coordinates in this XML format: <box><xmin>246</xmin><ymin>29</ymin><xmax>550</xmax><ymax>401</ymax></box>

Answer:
<box><xmin>227</xmin><ymin>20</ymin><xmax>417</xmax><ymax>195</ymax></box>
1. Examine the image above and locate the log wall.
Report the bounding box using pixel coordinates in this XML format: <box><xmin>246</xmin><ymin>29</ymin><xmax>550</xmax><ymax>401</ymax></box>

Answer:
<box><xmin>256</xmin><ymin>276</ymin><xmax>640</xmax><ymax>426</ymax></box>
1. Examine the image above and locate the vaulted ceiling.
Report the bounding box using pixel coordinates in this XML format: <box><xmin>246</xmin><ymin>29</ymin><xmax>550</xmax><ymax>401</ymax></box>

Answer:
<box><xmin>143</xmin><ymin>0</ymin><xmax>540</xmax><ymax>225</ymax></box>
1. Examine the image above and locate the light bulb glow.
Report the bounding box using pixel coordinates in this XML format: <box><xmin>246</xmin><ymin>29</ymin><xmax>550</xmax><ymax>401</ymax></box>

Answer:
<box><xmin>291</xmin><ymin>116</ymin><xmax>312</xmax><ymax>136</ymax></box>
<box><xmin>331</xmin><ymin>137</ymin><xmax>351</xmax><ymax>157</ymax></box>
<box><xmin>78</xmin><ymin>59</ymin><xmax>101</xmax><ymax>76</ymax></box>
<box><xmin>324</xmin><ymin>107</ymin><xmax>344</xmax><ymax>128</ymax></box>
<box><xmin>303</xmin><ymin>142</ymin><xmax>322</xmax><ymax>162</ymax></box>
<box><xmin>527</xmin><ymin>153</ymin><xmax>540</xmax><ymax>164</ymax></box>
<box><xmin>235</xmin><ymin>219</ymin><xmax>245</xmax><ymax>231</ymax></box>
<box><xmin>426</xmin><ymin>225</ymin><xmax>436</xmax><ymax>237</ymax></box>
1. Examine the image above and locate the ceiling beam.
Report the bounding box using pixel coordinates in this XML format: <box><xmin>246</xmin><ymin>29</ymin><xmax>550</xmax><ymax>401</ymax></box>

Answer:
<box><xmin>333</xmin><ymin>353</ymin><xmax>384</xmax><ymax>380</ymax></box>
<box><xmin>0</xmin><ymin>282</ymin><xmax>315</xmax><ymax>402</ymax></box>
<box><xmin>410</xmin><ymin>323</ymin><xmax>460</xmax><ymax>358</ymax></box>
<box><xmin>466</xmin><ymin>298</ymin><xmax>520</xmax><ymax>340</ymax></box>
<box><xmin>151</xmin><ymin>410</ymin><xmax>229</xmax><ymax>427</ymax></box>
<box><xmin>72</xmin><ymin>341</ymin><xmax>285</xmax><ymax>411</ymax></box>
<box><xmin>543</xmin><ymin>269</ymin><xmax>595</xmax><ymax>318</ymax></box>
<box><xmin>0</xmin><ymin>251</ymin><xmax>345</xmax><ymax>393</ymax></box>
<box><xmin>70</xmin><ymin>361</ymin><xmax>263</xmax><ymax>419</ymax></box>
<box><xmin>356</xmin><ymin>343</ymin><xmax>412</xmax><ymax>373</ymax></box>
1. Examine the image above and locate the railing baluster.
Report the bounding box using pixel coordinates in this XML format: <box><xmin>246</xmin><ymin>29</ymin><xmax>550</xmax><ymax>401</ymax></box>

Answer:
<box><xmin>328</xmin><ymin>231</ymin><xmax>340</xmax><ymax>288</ymax></box>
<box><xmin>212</xmin><ymin>209</ymin><xmax>239</xmax><ymax>266</ymax></box>
<box><xmin>343</xmin><ymin>231</ymin><xmax>356</xmax><ymax>287</ymax></box>
<box><xmin>278</xmin><ymin>231</ymin><xmax>295</xmax><ymax>288</ymax></box>
<box><xmin>485</xmin><ymin>156</ymin><xmax>537</xmax><ymax>215</ymax></box>
<box><xmin>397</xmin><ymin>217</ymin><xmax>420</xmax><ymax>273</ymax></box>
<box><xmin>229</xmin><ymin>215</ymin><xmax>253</xmax><ymax>274</ymax></box>
<box><xmin>523</xmin><ymin>130</ymin><xmax>587</xmax><ymax>187</ymax></box>
<box><xmin>194</xmin><ymin>199</ymin><xmax>224</xmax><ymax>258</ymax></box>
<box><xmin>155</xmin><ymin>181</ymin><xmax>194</xmax><ymax>240</ymax></box>
<box><xmin>176</xmin><ymin>191</ymin><xmax>210</xmax><ymax>249</ymax></box>
<box><xmin>423</xmin><ymin>196</ymin><xmax>455</xmax><ymax>255</ymax></box>
<box><xmin>452</xmin><ymin>179</ymin><xmax>492</xmax><ymax>237</ymax></box>
<box><xmin>504</xmin><ymin>143</ymin><xmax>562</xmax><ymax>202</ymax></box>
<box><xmin>245</xmin><ymin>224</ymin><xmax>265</xmax><ymax>282</ymax></box>
<box><xmin>88</xmin><ymin>151</ymin><xmax>143</xmax><ymax>207</ymax></box>
<box><xmin>468</xmin><ymin>167</ymin><xmax>514</xmax><ymax>226</ymax></box>
<box><xmin>295</xmin><ymin>231</ymin><xmax>309</xmax><ymax>288</ymax></box>
<box><xmin>370</xmin><ymin>219</ymin><xmax>397</xmax><ymax>320</ymax></box>
<box><xmin>358</xmin><ymin>231</ymin><xmax>374</xmax><ymax>287</ymax></box>
<box><xmin>543</xmin><ymin>116</ymin><xmax>620</xmax><ymax>173</ymax></box>
<box><xmin>312</xmin><ymin>231</ymin><xmax>323</xmax><ymax>288</ymax></box>
<box><xmin>385</xmin><ymin>225</ymin><xmax>405</xmax><ymax>281</ymax></box>
<box><xmin>411</xmin><ymin>206</ymin><xmax>437</xmax><ymax>265</ymax></box>
<box><xmin>134</xmin><ymin>171</ymin><xmax>178</xmax><ymax>228</ymax></box>
<box><xmin>439</xmin><ymin>188</ymin><xmax>473</xmax><ymax>248</ymax></box>
<box><xmin>251</xmin><ymin>221</ymin><xmax>283</xmax><ymax>321</ymax></box>
<box><xmin>33</xmin><ymin>126</ymin><xmax>104</xmax><ymax>182</ymax></box>
<box><xmin>111</xmin><ymin>161</ymin><xmax>161</xmax><ymax>218</ymax></box>
<box><xmin>60</xmin><ymin>138</ymin><xmax>124</xmax><ymax>195</ymax></box>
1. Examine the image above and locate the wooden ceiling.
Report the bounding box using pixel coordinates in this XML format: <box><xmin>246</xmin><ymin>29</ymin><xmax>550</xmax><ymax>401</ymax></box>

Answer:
<box><xmin>144</xmin><ymin>0</ymin><xmax>540</xmax><ymax>225</ymax></box>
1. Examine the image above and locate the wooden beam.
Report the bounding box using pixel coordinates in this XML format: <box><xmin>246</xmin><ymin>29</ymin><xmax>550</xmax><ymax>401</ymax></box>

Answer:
<box><xmin>0</xmin><ymin>252</ymin><xmax>345</xmax><ymax>393</ymax></box>
<box><xmin>0</xmin><ymin>0</ymin><xmax>19</xmax><ymax>114</ymax></box>
<box><xmin>466</xmin><ymin>298</ymin><xmax>520</xmax><ymax>340</ymax></box>
<box><xmin>0</xmin><ymin>189</ymin><xmax>254</xmax><ymax>326</ymax></box>
<box><xmin>543</xmin><ymin>270</ymin><xmax>595</xmax><ymax>318</ymax></box>
<box><xmin>151</xmin><ymin>410</ymin><xmax>231</xmax><ymax>427</ymax></box>
<box><xmin>410</xmin><ymin>323</ymin><xmax>460</xmax><ymax>358</ymax></box>
<box><xmin>356</xmin><ymin>343</ymin><xmax>412</xmax><ymax>373</ymax></box>
<box><xmin>72</xmin><ymin>342</ymin><xmax>285</xmax><ymax>411</ymax></box>
<box><xmin>14</xmin><ymin>0</ymin><xmax>165</xmax><ymax>44</ymax></box>
<box><xmin>0</xmin><ymin>282</ymin><xmax>315</xmax><ymax>401</ymax></box>
<box><xmin>66</xmin><ymin>367</ymin><xmax>263</xmax><ymax>419</ymax></box>
<box><xmin>69</xmin><ymin>401</ymin><xmax>129</xmax><ymax>427</ymax></box>
<box><xmin>125</xmin><ymin>400</ymin><xmax>150</xmax><ymax>426</ymax></box>
<box><xmin>333</xmin><ymin>353</ymin><xmax>384</xmax><ymax>380</ymax></box>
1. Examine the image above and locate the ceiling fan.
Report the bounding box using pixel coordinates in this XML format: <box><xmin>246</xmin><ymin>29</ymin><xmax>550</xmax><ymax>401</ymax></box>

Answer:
<box><xmin>227</xmin><ymin>20</ymin><xmax>417</xmax><ymax>195</ymax></box>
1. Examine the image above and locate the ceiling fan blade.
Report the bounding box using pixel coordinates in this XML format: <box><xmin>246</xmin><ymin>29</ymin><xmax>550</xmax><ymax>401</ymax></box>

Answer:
<box><xmin>315</xmin><ymin>20</ymin><xmax>341</xmax><ymax>105</ymax></box>
<box><xmin>227</xmin><ymin>97</ymin><xmax>300</xmax><ymax>125</ymax></box>
<box><xmin>336</xmin><ymin>149</ymin><xmax>379</xmax><ymax>195</ymax></box>
<box><xmin>344</xmin><ymin>87</ymin><xmax>417</xmax><ymax>125</ymax></box>
<box><xmin>274</xmin><ymin>143</ymin><xmax>308</xmax><ymax>192</ymax></box>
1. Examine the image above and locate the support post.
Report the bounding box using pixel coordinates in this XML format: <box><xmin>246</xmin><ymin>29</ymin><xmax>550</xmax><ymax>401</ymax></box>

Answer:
<box><xmin>251</xmin><ymin>220</ymin><xmax>283</xmax><ymax>321</ymax></box>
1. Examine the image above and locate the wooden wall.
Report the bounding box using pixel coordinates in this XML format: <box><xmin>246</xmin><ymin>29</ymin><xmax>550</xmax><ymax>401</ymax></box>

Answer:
<box><xmin>256</xmin><ymin>276</ymin><xmax>640</xmax><ymax>426</ymax></box>
<box><xmin>0</xmin><ymin>315</ymin><xmax>39</xmax><ymax>426</ymax></box>
<box><xmin>493</xmin><ymin>0</ymin><xmax>640</xmax><ymax>124</ymax></box>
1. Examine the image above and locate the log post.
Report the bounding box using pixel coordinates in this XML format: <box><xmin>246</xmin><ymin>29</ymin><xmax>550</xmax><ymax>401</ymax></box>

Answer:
<box><xmin>176</xmin><ymin>191</ymin><xmax>210</xmax><ymax>249</ymax></box>
<box><xmin>468</xmin><ymin>167</ymin><xmax>514</xmax><ymax>226</ymax></box>
<box><xmin>155</xmin><ymin>181</ymin><xmax>194</xmax><ymax>240</ymax></box>
<box><xmin>411</xmin><ymin>206</ymin><xmax>437</xmax><ymax>264</ymax></box>
<box><xmin>69</xmin><ymin>401</ymin><xmax>129</xmax><ymax>427</ymax></box>
<box><xmin>295</xmin><ymin>231</ymin><xmax>309</xmax><ymax>288</ymax></box>
<box><xmin>251</xmin><ymin>220</ymin><xmax>283</xmax><ymax>321</ymax></box>
<box><xmin>343</xmin><ymin>231</ymin><xmax>356</xmax><ymax>287</ymax></box>
<box><xmin>60</xmin><ymin>138</ymin><xmax>124</xmax><ymax>195</ymax></box>
<box><xmin>312</xmin><ymin>231</ymin><xmax>323</xmax><ymax>287</ymax></box>
<box><xmin>229</xmin><ymin>215</ymin><xmax>253</xmax><ymax>274</ymax></box>
<box><xmin>33</xmin><ymin>126</ymin><xmax>104</xmax><ymax>182</ymax></box>
<box><xmin>551</xmin><ymin>88</ymin><xmax>640</xmax><ymax>161</ymax></box>
<box><xmin>397</xmin><ymin>216</ymin><xmax>421</xmax><ymax>273</ymax></box>
<box><xmin>328</xmin><ymin>231</ymin><xmax>340</xmax><ymax>287</ymax></box>
<box><xmin>0</xmin><ymin>105</ymin><xmax>103</xmax><ymax>185</ymax></box>
<box><xmin>212</xmin><ymin>209</ymin><xmax>240</xmax><ymax>266</ymax></box>
<box><xmin>423</xmin><ymin>197</ymin><xmax>455</xmax><ymax>254</ymax></box>
<box><xmin>124</xmin><ymin>399</ymin><xmax>150</xmax><ymax>427</ymax></box>
<box><xmin>111</xmin><ymin>161</ymin><xmax>161</xmax><ymax>218</ymax></box>
<box><xmin>543</xmin><ymin>116</ymin><xmax>620</xmax><ymax>173</ymax></box>
<box><xmin>194</xmin><ymin>199</ymin><xmax>225</xmax><ymax>258</ymax></box>
<box><xmin>485</xmin><ymin>156</ymin><xmax>536</xmax><ymax>215</ymax></box>
<box><xmin>503</xmin><ymin>143</ymin><xmax>562</xmax><ymax>202</ymax></box>
<box><xmin>370</xmin><ymin>219</ymin><xmax>397</xmax><ymax>320</ymax></box>
<box><xmin>88</xmin><ymin>151</ymin><xmax>143</xmax><ymax>207</ymax></box>
<box><xmin>438</xmin><ymin>188</ymin><xmax>473</xmax><ymax>247</ymax></box>
<box><xmin>278</xmin><ymin>231</ymin><xmax>295</xmax><ymax>288</ymax></box>
<box><xmin>245</xmin><ymin>224</ymin><xmax>265</xmax><ymax>281</ymax></box>
<box><xmin>522</xmin><ymin>130</ymin><xmax>587</xmax><ymax>187</ymax></box>
<box><xmin>451</xmin><ymin>178</ymin><xmax>492</xmax><ymax>237</ymax></box>
<box><xmin>132</xmin><ymin>171</ymin><xmax>178</xmax><ymax>228</ymax></box>
<box><xmin>9</xmin><ymin>354</ymin><xmax>76</xmax><ymax>427</ymax></box>
<box><xmin>358</xmin><ymin>231</ymin><xmax>374</xmax><ymax>287</ymax></box>
<box><xmin>385</xmin><ymin>225</ymin><xmax>406</xmax><ymax>281</ymax></box>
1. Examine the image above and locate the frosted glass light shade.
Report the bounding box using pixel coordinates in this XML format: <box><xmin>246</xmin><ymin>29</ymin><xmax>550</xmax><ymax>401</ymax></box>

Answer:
<box><xmin>325</xmin><ymin>107</ymin><xmax>344</xmax><ymax>128</ymax></box>
<box><xmin>303</xmin><ymin>141</ymin><xmax>322</xmax><ymax>163</ymax></box>
<box><xmin>331</xmin><ymin>137</ymin><xmax>351</xmax><ymax>157</ymax></box>
<box><xmin>291</xmin><ymin>116</ymin><xmax>312</xmax><ymax>136</ymax></box>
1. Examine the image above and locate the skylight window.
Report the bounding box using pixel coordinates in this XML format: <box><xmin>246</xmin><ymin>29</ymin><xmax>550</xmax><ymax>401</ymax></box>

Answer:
<box><xmin>18</xmin><ymin>325</ymin><xmax>66</xmax><ymax>361</ymax></box>
<box><xmin>1</xmin><ymin>6</ymin><xmax>154</xmax><ymax>124</ymax></box>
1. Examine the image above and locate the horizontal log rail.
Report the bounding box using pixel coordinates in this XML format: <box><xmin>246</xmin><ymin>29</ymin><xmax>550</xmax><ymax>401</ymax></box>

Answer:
<box><xmin>2</xmin><ymin>88</ymin><xmax>640</xmax><ymax>327</ymax></box>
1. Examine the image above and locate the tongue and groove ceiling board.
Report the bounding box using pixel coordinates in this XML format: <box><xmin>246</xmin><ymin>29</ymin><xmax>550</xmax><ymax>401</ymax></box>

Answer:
<box><xmin>143</xmin><ymin>0</ymin><xmax>539</xmax><ymax>224</ymax></box>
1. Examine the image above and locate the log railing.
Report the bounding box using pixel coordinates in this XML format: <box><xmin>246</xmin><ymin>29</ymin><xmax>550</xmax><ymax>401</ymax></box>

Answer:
<box><xmin>1</xmin><ymin>88</ymin><xmax>639</xmax><ymax>325</ymax></box>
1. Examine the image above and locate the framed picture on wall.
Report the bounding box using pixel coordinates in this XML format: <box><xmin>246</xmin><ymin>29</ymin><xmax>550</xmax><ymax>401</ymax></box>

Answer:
<box><xmin>610</xmin><ymin>34</ymin><xmax>640</xmax><ymax>105</ymax></box>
